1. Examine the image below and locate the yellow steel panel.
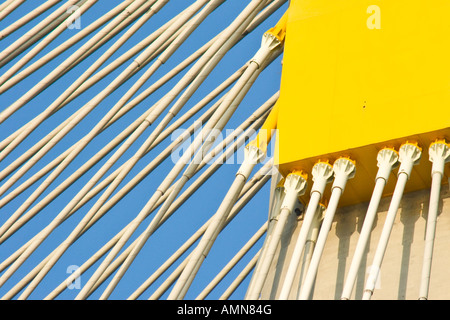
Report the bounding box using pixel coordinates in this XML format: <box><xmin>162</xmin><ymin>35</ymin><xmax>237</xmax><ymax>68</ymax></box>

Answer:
<box><xmin>275</xmin><ymin>0</ymin><xmax>450</xmax><ymax>206</ymax></box>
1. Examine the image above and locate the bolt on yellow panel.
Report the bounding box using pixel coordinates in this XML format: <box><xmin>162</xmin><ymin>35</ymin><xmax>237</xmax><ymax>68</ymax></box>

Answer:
<box><xmin>275</xmin><ymin>0</ymin><xmax>450</xmax><ymax>206</ymax></box>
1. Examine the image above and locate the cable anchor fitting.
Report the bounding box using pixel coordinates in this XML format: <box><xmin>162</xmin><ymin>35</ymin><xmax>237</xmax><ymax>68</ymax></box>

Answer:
<box><xmin>398</xmin><ymin>142</ymin><xmax>422</xmax><ymax>179</ymax></box>
<box><xmin>331</xmin><ymin>157</ymin><xmax>356</xmax><ymax>192</ymax></box>
<box><xmin>429</xmin><ymin>139</ymin><xmax>450</xmax><ymax>176</ymax></box>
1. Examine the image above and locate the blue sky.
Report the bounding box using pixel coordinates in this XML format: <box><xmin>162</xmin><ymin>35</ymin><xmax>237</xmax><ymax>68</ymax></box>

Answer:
<box><xmin>0</xmin><ymin>0</ymin><xmax>287</xmax><ymax>300</ymax></box>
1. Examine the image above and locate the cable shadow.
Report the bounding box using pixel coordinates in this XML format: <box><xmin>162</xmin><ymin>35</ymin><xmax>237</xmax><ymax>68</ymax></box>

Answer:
<box><xmin>268</xmin><ymin>211</ymin><xmax>298</xmax><ymax>299</ymax></box>
<box><xmin>334</xmin><ymin>205</ymin><xmax>359</xmax><ymax>299</ymax></box>
<box><xmin>396</xmin><ymin>188</ymin><xmax>439</xmax><ymax>299</ymax></box>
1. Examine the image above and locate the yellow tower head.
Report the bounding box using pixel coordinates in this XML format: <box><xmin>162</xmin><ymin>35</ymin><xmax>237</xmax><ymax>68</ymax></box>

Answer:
<box><xmin>275</xmin><ymin>0</ymin><xmax>450</xmax><ymax>206</ymax></box>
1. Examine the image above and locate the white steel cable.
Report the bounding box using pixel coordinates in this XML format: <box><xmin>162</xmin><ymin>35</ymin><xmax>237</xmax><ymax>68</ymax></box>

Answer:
<box><xmin>74</xmin><ymin>0</ymin><xmax>272</xmax><ymax>300</ymax></box>
<box><xmin>362</xmin><ymin>142</ymin><xmax>422</xmax><ymax>300</ymax></box>
<box><xmin>418</xmin><ymin>140</ymin><xmax>450</xmax><ymax>300</ymax></box>
<box><xmin>278</xmin><ymin>161</ymin><xmax>333</xmax><ymax>299</ymax></box>
<box><xmin>0</xmin><ymin>0</ymin><xmax>62</xmax><ymax>40</ymax></box>
<box><xmin>340</xmin><ymin>148</ymin><xmax>399</xmax><ymax>300</ymax></box>
<box><xmin>2</xmin><ymin>0</ymin><xmax>285</xmax><ymax>298</ymax></box>
<box><xmin>298</xmin><ymin>157</ymin><xmax>356</xmax><ymax>300</ymax></box>
<box><xmin>1</xmin><ymin>107</ymin><xmax>270</xmax><ymax>300</ymax></box>
<box><xmin>245</xmin><ymin>171</ymin><xmax>308</xmax><ymax>300</ymax></box>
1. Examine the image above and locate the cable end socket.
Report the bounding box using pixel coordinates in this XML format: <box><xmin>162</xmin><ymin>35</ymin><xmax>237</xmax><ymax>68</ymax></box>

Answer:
<box><xmin>429</xmin><ymin>139</ymin><xmax>450</xmax><ymax>176</ymax></box>
<box><xmin>398</xmin><ymin>141</ymin><xmax>422</xmax><ymax>179</ymax></box>
<box><xmin>311</xmin><ymin>160</ymin><xmax>334</xmax><ymax>197</ymax></box>
<box><xmin>332</xmin><ymin>157</ymin><xmax>356</xmax><ymax>192</ymax></box>
<box><xmin>376</xmin><ymin>147</ymin><xmax>399</xmax><ymax>182</ymax></box>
